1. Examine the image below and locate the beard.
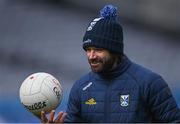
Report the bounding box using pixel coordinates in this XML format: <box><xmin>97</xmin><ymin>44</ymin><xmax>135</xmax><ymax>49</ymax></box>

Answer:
<box><xmin>88</xmin><ymin>54</ymin><xmax>117</xmax><ymax>73</ymax></box>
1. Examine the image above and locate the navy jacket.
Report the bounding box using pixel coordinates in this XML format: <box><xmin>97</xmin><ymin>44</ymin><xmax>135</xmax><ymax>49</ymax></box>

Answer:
<box><xmin>65</xmin><ymin>57</ymin><xmax>180</xmax><ymax>123</ymax></box>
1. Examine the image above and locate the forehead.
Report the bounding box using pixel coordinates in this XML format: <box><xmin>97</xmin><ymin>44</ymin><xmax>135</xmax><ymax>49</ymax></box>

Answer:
<box><xmin>86</xmin><ymin>46</ymin><xmax>111</xmax><ymax>54</ymax></box>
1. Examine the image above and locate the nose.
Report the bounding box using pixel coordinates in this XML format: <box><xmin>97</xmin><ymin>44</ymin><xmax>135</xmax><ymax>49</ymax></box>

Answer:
<box><xmin>87</xmin><ymin>50</ymin><xmax>96</xmax><ymax>59</ymax></box>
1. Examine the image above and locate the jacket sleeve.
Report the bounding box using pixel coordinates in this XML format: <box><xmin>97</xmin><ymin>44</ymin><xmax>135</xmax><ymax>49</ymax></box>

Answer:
<box><xmin>144</xmin><ymin>77</ymin><xmax>180</xmax><ymax>122</ymax></box>
<box><xmin>64</xmin><ymin>81</ymin><xmax>83</xmax><ymax>123</ymax></box>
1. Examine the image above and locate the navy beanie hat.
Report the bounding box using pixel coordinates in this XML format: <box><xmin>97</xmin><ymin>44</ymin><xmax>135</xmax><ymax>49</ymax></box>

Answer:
<box><xmin>83</xmin><ymin>5</ymin><xmax>123</xmax><ymax>54</ymax></box>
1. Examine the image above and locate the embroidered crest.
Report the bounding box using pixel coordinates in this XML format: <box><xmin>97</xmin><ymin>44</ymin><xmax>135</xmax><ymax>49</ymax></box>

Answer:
<box><xmin>120</xmin><ymin>95</ymin><xmax>129</xmax><ymax>107</ymax></box>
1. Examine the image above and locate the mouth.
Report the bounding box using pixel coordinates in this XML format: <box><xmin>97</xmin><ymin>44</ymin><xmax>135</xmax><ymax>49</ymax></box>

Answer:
<box><xmin>89</xmin><ymin>59</ymin><xmax>103</xmax><ymax>72</ymax></box>
<box><xmin>89</xmin><ymin>58</ymin><xmax>102</xmax><ymax>69</ymax></box>
<box><xmin>89</xmin><ymin>60</ymin><xmax>102</xmax><ymax>68</ymax></box>
<box><xmin>90</xmin><ymin>62</ymin><xmax>100</xmax><ymax>67</ymax></box>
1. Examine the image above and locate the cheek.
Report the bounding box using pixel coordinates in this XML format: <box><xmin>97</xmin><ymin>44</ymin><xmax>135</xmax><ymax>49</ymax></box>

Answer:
<box><xmin>102</xmin><ymin>56</ymin><xmax>115</xmax><ymax>66</ymax></box>
<box><xmin>86</xmin><ymin>54</ymin><xmax>91</xmax><ymax>61</ymax></box>
<box><xmin>102</xmin><ymin>55</ymin><xmax>111</xmax><ymax>62</ymax></box>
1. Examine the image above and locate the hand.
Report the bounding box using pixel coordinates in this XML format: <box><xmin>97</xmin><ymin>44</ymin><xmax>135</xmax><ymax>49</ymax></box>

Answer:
<box><xmin>41</xmin><ymin>110</ymin><xmax>67</xmax><ymax>124</ymax></box>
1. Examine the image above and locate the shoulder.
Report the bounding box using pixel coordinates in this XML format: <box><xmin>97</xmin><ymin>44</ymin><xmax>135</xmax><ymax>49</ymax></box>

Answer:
<box><xmin>127</xmin><ymin>60</ymin><xmax>169</xmax><ymax>98</ymax></box>
<box><xmin>127</xmin><ymin>61</ymin><xmax>162</xmax><ymax>84</ymax></box>
<box><xmin>125</xmin><ymin>60</ymin><xmax>169</xmax><ymax>94</ymax></box>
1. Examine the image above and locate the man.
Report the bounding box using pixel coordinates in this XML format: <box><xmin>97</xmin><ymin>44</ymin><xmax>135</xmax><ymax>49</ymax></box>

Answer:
<box><xmin>41</xmin><ymin>5</ymin><xmax>180</xmax><ymax>123</ymax></box>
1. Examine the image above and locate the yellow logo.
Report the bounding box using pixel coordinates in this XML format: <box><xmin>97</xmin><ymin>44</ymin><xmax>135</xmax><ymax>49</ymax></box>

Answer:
<box><xmin>85</xmin><ymin>98</ymin><xmax>97</xmax><ymax>105</ymax></box>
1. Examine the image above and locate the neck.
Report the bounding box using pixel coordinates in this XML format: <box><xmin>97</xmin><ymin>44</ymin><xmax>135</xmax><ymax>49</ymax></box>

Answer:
<box><xmin>98</xmin><ymin>56</ymin><xmax>122</xmax><ymax>79</ymax></box>
<box><xmin>111</xmin><ymin>56</ymin><xmax>121</xmax><ymax>71</ymax></box>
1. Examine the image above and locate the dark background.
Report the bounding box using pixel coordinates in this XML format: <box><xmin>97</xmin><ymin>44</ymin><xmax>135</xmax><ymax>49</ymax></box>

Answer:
<box><xmin>0</xmin><ymin>0</ymin><xmax>180</xmax><ymax>122</ymax></box>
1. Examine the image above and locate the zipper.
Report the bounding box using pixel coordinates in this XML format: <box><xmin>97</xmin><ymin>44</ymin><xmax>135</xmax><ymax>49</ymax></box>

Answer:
<box><xmin>104</xmin><ymin>80</ymin><xmax>112</xmax><ymax>122</ymax></box>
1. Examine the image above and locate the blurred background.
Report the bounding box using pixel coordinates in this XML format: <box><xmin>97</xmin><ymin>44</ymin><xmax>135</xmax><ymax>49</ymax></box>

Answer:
<box><xmin>0</xmin><ymin>0</ymin><xmax>180</xmax><ymax>123</ymax></box>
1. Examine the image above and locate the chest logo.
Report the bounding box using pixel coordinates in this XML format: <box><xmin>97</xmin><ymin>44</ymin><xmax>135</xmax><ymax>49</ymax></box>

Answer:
<box><xmin>85</xmin><ymin>98</ymin><xmax>97</xmax><ymax>105</ymax></box>
<box><xmin>120</xmin><ymin>95</ymin><xmax>129</xmax><ymax>107</ymax></box>
<box><xmin>83</xmin><ymin>82</ymin><xmax>93</xmax><ymax>91</ymax></box>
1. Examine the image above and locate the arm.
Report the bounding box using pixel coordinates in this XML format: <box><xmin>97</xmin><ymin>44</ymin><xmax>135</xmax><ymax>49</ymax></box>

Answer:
<box><xmin>145</xmin><ymin>77</ymin><xmax>180</xmax><ymax>122</ymax></box>
<box><xmin>64</xmin><ymin>82</ymin><xmax>84</xmax><ymax>122</ymax></box>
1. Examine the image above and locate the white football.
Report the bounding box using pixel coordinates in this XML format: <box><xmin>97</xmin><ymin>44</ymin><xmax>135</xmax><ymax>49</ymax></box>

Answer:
<box><xmin>19</xmin><ymin>72</ymin><xmax>63</xmax><ymax>117</ymax></box>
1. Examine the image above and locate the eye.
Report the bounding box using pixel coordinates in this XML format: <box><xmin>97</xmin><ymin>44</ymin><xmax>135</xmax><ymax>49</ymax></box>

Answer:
<box><xmin>94</xmin><ymin>48</ymin><xmax>104</xmax><ymax>52</ymax></box>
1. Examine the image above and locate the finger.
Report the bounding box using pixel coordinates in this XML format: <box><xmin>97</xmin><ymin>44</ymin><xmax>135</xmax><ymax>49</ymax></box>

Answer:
<box><xmin>59</xmin><ymin>112</ymin><xmax>67</xmax><ymax>122</ymax></box>
<box><xmin>54</xmin><ymin>111</ymin><xmax>64</xmax><ymax>123</ymax></box>
<box><xmin>48</xmin><ymin>110</ymin><xmax>55</xmax><ymax>123</ymax></box>
<box><xmin>41</xmin><ymin>111</ymin><xmax>48</xmax><ymax>123</ymax></box>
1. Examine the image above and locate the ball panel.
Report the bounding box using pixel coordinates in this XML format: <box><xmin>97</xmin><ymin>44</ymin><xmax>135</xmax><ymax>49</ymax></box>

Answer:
<box><xmin>21</xmin><ymin>93</ymin><xmax>47</xmax><ymax>104</ymax></box>
<box><xmin>20</xmin><ymin>75</ymin><xmax>35</xmax><ymax>96</ymax></box>
<box><xmin>44</xmin><ymin>76</ymin><xmax>62</xmax><ymax>99</ymax></box>
<box><xmin>42</xmin><ymin>78</ymin><xmax>61</xmax><ymax>109</ymax></box>
<box><xmin>30</xmin><ymin>74</ymin><xmax>45</xmax><ymax>95</ymax></box>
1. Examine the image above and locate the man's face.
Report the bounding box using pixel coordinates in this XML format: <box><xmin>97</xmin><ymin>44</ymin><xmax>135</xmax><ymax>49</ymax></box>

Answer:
<box><xmin>86</xmin><ymin>47</ymin><xmax>116</xmax><ymax>73</ymax></box>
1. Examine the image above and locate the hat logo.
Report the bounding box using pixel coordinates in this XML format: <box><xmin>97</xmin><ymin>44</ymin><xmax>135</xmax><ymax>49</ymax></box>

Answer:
<box><xmin>87</xmin><ymin>17</ymin><xmax>102</xmax><ymax>31</ymax></box>
<box><xmin>83</xmin><ymin>39</ymin><xmax>91</xmax><ymax>44</ymax></box>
